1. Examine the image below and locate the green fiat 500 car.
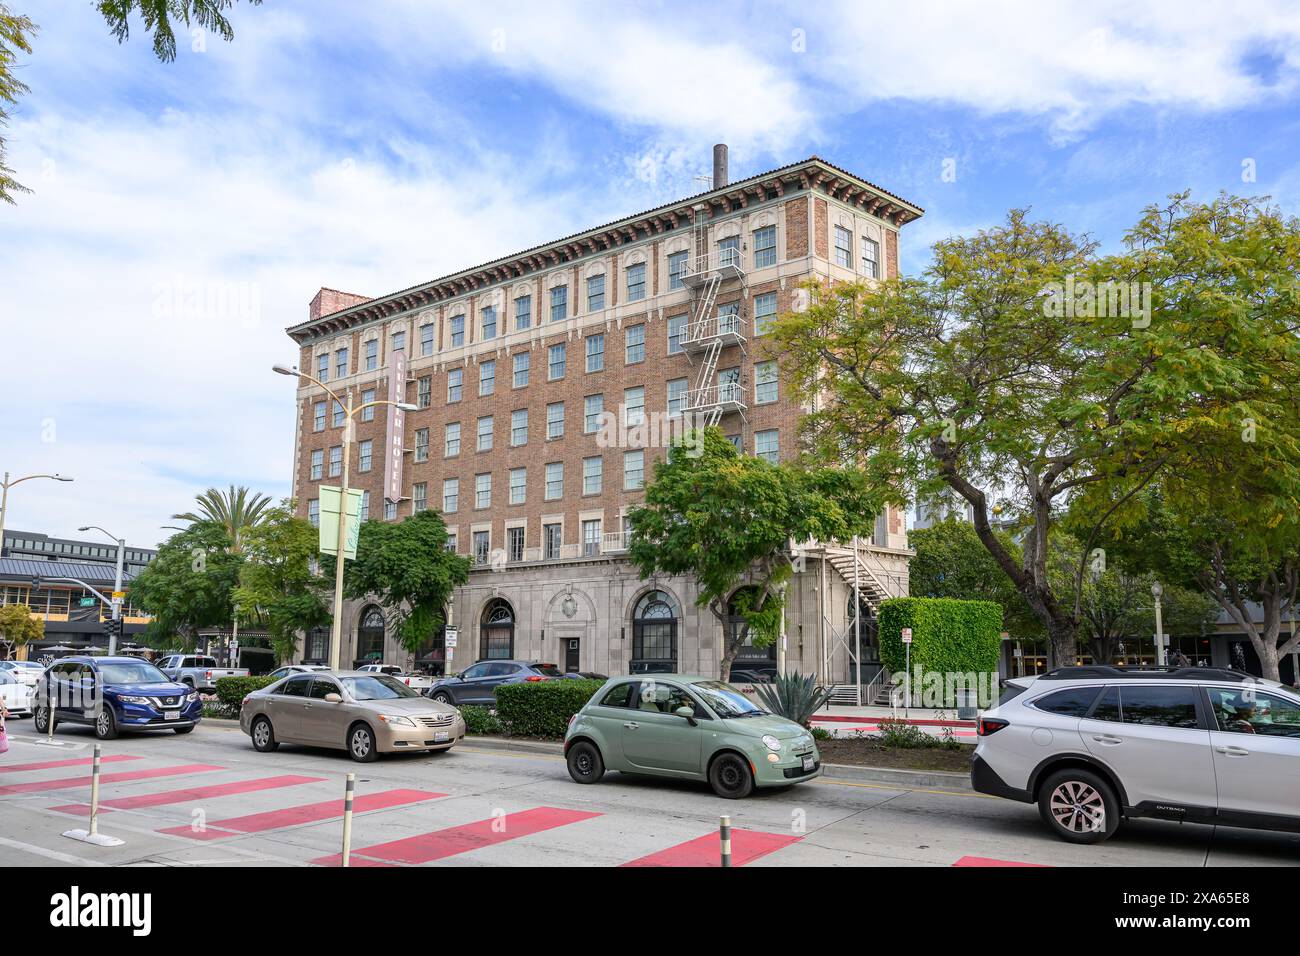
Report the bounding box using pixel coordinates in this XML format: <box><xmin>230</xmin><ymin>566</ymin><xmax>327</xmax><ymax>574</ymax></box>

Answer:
<box><xmin>564</xmin><ymin>675</ymin><xmax>821</xmax><ymax>798</ymax></box>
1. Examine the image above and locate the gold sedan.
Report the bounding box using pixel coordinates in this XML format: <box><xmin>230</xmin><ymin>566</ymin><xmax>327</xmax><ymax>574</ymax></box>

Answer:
<box><xmin>240</xmin><ymin>670</ymin><xmax>467</xmax><ymax>762</ymax></box>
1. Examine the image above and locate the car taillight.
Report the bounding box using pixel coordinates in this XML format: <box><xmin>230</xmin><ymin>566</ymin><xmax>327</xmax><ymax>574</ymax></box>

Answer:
<box><xmin>978</xmin><ymin>716</ymin><xmax>1009</xmax><ymax>737</ymax></box>
<box><xmin>404</xmin><ymin>678</ymin><xmax>411</xmax><ymax>685</ymax></box>
<box><xmin>206</xmin><ymin>670</ymin><xmax>213</xmax><ymax>679</ymax></box>
<box><xmin>242</xmin><ymin>695</ymin><xmax>252</xmax><ymax>706</ymax></box>
<box><xmin>525</xmin><ymin>675</ymin><xmax>545</xmax><ymax>682</ymax></box>
<box><xmin>568</xmin><ymin>714</ymin><xmax>577</xmax><ymax>726</ymax></box>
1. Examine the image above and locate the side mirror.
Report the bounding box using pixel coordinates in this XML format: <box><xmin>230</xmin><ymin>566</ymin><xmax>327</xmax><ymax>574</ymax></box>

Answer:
<box><xmin>674</xmin><ymin>705</ymin><xmax>697</xmax><ymax>726</ymax></box>
<box><xmin>323</xmin><ymin>692</ymin><xmax>343</xmax><ymax>703</ymax></box>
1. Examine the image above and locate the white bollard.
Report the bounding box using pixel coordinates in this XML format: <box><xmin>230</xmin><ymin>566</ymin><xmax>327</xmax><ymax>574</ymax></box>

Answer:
<box><xmin>62</xmin><ymin>742</ymin><xmax>124</xmax><ymax>847</ymax></box>
<box><xmin>340</xmin><ymin>773</ymin><xmax>355</xmax><ymax>867</ymax></box>
<box><xmin>720</xmin><ymin>814</ymin><xmax>732</xmax><ymax>868</ymax></box>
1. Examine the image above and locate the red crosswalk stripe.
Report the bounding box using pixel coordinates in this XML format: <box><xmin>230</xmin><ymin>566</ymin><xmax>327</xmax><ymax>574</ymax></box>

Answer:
<box><xmin>0</xmin><ymin>763</ymin><xmax>223</xmax><ymax>795</ymax></box>
<box><xmin>49</xmin><ymin>774</ymin><xmax>327</xmax><ymax>815</ymax></box>
<box><xmin>312</xmin><ymin>806</ymin><xmax>601</xmax><ymax>866</ymax></box>
<box><xmin>952</xmin><ymin>855</ymin><xmax>1050</xmax><ymax>867</ymax></box>
<box><xmin>0</xmin><ymin>754</ymin><xmax>143</xmax><ymax>774</ymax></box>
<box><xmin>160</xmin><ymin>788</ymin><xmax>443</xmax><ymax>841</ymax></box>
<box><xmin>621</xmin><ymin>828</ymin><xmax>801</xmax><ymax>867</ymax></box>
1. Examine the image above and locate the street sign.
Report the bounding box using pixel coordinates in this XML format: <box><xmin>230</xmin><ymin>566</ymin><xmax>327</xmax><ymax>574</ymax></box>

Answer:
<box><xmin>111</xmin><ymin>591</ymin><xmax>126</xmax><ymax>600</ymax></box>
<box><xmin>78</xmin><ymin>597</ymin><xmax>97</xmax><ymax>608</ymax></box>
<box><xmin>901</xmin><ymin>627</ymin><xmax>913</xmax><ymax>644</ymax></box>
<box><xmin>318</xmin><ymin>485</ymin><xmax>363</xmax><ymax>559</ymax></box>
<box><xmin>444</xmin><ymin>626</ymin><xmax>459</xmax><ymax>649</ymax></box>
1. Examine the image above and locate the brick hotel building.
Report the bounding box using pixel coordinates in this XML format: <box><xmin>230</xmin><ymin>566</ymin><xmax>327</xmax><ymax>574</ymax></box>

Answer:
<box><xmin>286</xmin><ymin>151</ymin><xmax>923</xmax><ymax>683</ymax></box>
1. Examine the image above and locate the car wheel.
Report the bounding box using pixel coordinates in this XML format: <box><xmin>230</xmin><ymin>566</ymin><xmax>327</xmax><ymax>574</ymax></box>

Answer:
<box><xmin>94</xmin><ymin>707</ymin><xmax>119</xmax><ymax>741</ymax></box>
<box><xmin>566</xmin><ymin>741</ymin><xmax>604</xmax><ymax>784</ymax></box>
<box><xmin>709</xmin><ymin>752</ymin><xmax>755</xmax><ymax>799</ymax></box>
<box><xmin>431</xmin><ymin>692</ymin><xmax>453</xmax><ymax>705</ymax></box>
<box><xmin>34</xmin><ymin>705</ymin><xmax>54</xmax><ymax>734</ymax></box>
<box><xmin>250</xmin><ymin>716</ymin><xmax>278</xmax><ymax>752</ymax></box>
<box><xmin>348</xmin><ymin>723</ymin><xmax>378</xmax><ymax>762</ymax></box>
<box><xmin>1038</xmin><ymin>768</ymin><xmax>1120</xmax><ymax>844</ymax></box>
<box><xmin>173</xmin><ymin>725</ymin><xmax>195</xmax><ymax>735</ymax></box>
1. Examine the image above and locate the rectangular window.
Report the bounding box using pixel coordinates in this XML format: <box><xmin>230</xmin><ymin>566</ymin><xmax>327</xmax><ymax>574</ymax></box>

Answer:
<box><xmin>668</xmin><ymin>250</ymin><xmax>688</xmax><ymax>290</ymax></box>
<box><xmin>584</xmin><ymin>394</ymin><xmax>603</xmax><ymax>433</ymax></box>
<box><xmin>417</xmin><ymin>376</ymin><xmax>432</xmax><ymax>409</ymax></box>
<box><xmin>719</xmin><ymin>235</ymin><xmax>740</xmax><ymax>267</ymax></box>
<box><xmin>317</xmin><ymin>353</ymin><xmax>330</xmax><ymax>383</ymax></box>
<box><xmin>753</xmin><ymin>292</ymin><xmax>777</xmax><ymax>336</ymax></box>
<box><xmin>481</xmin><ymin>306</ymin><xmax>497</xmax><ymax>341</ymax></box>
<box><xmin>328</xmin><ymin>445</ymin><xmax>342</xmax><ymax>478</ymax></box>
<box><xmin>413</xmin><ymin>429</ymin><xmax>428</xmax><ymax>464</ymax></box>
<box><xmin>513</xmin><ymin>352</ymin><xmax>530</xmax><ymax>388</ymax></box>
<box><xmin>475</xmin><ymin>473</ymin><xmax>491</xmax><ymax>509</ymax></box>
<box><xmin>543</xmin><ymin>523</ymin><xmax>562</xmax><ymax>559</ymax></box>
<box><xmin>420</xmin><ymin>323</ymin><xmax>435</xmax><ymax>356</ymax></box>
<box><xmin>444</xmin><ymin>421</ymin><xmax>461</xmax><ymax>457</ymax></box>
<box><xmin>719</xmin><ymin>366</ymin><xmax>741</xmax><ymax>403</ymax></box>
<box><xmin>509</xmin><ymin>467</ymin><xmax>526</xmax><ymax>505</ymax></box>
<box><xmin>359</xmin><ymin>438</ymin><xmax>375</xmax><ymax>471</ymax></box>
<box><xmin>667</xmin><ymin>377</ymin><xmax>688</xmax><ymax>417</ymax></box>
<box><xmin>384</xmin><ymin>500</ymin><xmax>397</xmax><ymax>521</ymax></box>
<box><xmin>547</xmin><ymin>401</ymin><xmax>565</xmax><ymax>440</ymax></box>
<box><xmin>718</xmin><ymin>302</ymin><xmax>739</xmax><ymax>336</ymax></box>
<box><xmin>548</xmin><ymin>342</ymin><xmax>566</xmax><ymax>380</ymax></box>
<box><xmin>335</xmin><ymin>347</ymin><xmax>349</xmax><ymax>379</ymax></box>
<box><xmin>625</xmin><ymin>262</ymin><xmax>646</xmax><ymax>302</ymax></box>
<box><xmin>449</xmin><ymin>314</ymin><xmax>465</xmax><ymax>347</ymax></box>
<box><xmin>668</xmin><ymin>314</ymin><xmax>687</xmax><ymax>354</ymax></box>
<box><xmin>479</xmin><ymin>359</ymin><xmax>495</xmax><ymax>396</ymax></box>
<box><xmin>511</xmin><ymin>408</ymin><xmax>528</xmax><ymax>446</ymax></box>
<box><xmin>753</xmin><ymin>225</ymin><xmax>776</xmax><ymax>269</ymax></box>
<box><xmin>586</xmin><ymin>333</ymin><xmax>604</xmax><ymax>372</ymax></box>
<box><xmin>313</xmin><ymin>401</ymin><xmax>326</xmax><ymax>432</ymax></box>
<box><xmin>582</xmin><ymin>518</ymin><xmax>602</xmax><ymax>556</ymax></box>
<box><xmin>755</xmin><ymin>429</ymin><xmax>779</xmax><ymax>464</ymax></box>
<box><xmin>447</xmin><ymin>368</ymin><xmax>463</xmax><ymax>402</ymax></box>
<box><xmin>445</xmin><ymin>531</ymin><xmax>457</xmax><ymax>553</ymax></box>
<box><xmin>861</xmin><ymin>236</ymin><xmax>879</xmax><ymax>278</ymax></box>
<box><xmin>443</xmin><ymin>478</ymin><xmax>458</xmax><ymax>513</ymax></box>
<box><xmin>834</xmin><ymin>226</ymin><xmax>852</xmax><ymax>267</ymax></box>
<box><xmin>545</xmin><ymin>462</ymin><xmax>563</xmax><ymax>501</ymax></box>
<box><xmin>413</xmin><ymin>482</ymin><xmax>428</xmax><ymax>513</ymax></box>
<box><xmin>477</xmin><ymin>415</ymin><xmax>494</xmax><ymax>452</ymax></box>
<box><xmin>624</xmin><ymin>450</ymin><xmax>644</xmax><ymax>490</ymax></box>
<box><xmin>310</xmin><ymin>448</ymin><xmax>323</xmax><ymax>481</ymax></box>
<box><xmin>550</xmin><ymin>285</ymin><xmax>567</xmax><ymax>322</ymax></box>
<box><xmin>625</xmin><ymin>323</ymin><xmax>645</xmax><ymax>364</ymax></box>
<box><xmin>624</xmin><ymin>386</ymin><xmax>645</xmax><ymax>427</ymax></box>
<box><xmin>515</xmin><ymin>295</ymin><xmax>532</xmax><ymax>331</ymax></box>
<box><xmin>359</xmin><ymin>490</ymin><xmax>370</xmax><ymax>522</ymax></box>
<box><xmin>507</xmin><ymin>526</ymin><xmax>525</xmax><ymax>563</ymax></box>
<box><xmin>583</xmin><ymin>456</ymin><xmax>603</xmax><ymax>495</ymax></box>
<box><xmin>473</xmin><ymin>530</ymin><xmax>490</xmax><ymax>565</ymax></box>
<box><xmin>391</xmin><ymin>330</ymin><xmax>405</xmax><ymax>353</ymax></box>
<box><xmin>755</xmin><ymin>361</ymin><xmax>778</xmax><ymax>405</ymax></box>
<box><xmin>586</xmin><ymin>274</ymin><xmax>605</xmax><ymax>312</ymax></box>
<box><xmin>332</xmin><ymin>400</ymin><xmax>345</xmax><ymax>427</ymax></box>
<box><xmin>308</xmin><ymin>499</ymin><xmax>320</xmax><ymax>527</ymax></box>
<box><xmin>365</xmin><ymin>339</ymin><xmax>378</xmax><ymax>371</ymax></box>
<box><xmin>360</xmin><ymin>388</ymin><xmax>376</xmax><ymax>422</ymax></box>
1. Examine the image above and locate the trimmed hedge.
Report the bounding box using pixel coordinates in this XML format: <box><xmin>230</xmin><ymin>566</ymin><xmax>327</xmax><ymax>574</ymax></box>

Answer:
<box><xmin>459</xmin><ymin>705</ymin><xmax>502</xmax><ymax>736</ymax></box>
<box><xmin>878</xmin><ymin>597</ymin><xmax>1001</xmax><ymax>704</ymax></box>
<box><xmin>213</xmin><ymin>675</ymin><xmax>278</xmax><ymax>717</ymax></box>
<box><xmin>494</xmin><ymin>679</ymin><xmax>605</xmax><ymax>739</ymax></box>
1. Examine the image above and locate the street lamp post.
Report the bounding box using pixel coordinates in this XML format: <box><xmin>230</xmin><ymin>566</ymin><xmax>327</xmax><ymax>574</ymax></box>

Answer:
<box><xmin>1151</xmin><ymin>580</ymin><xmax>1166</xmax><ymax>667</ymax></box>
<box><xmin>0</xmin><ymin>472</ymin><xmax>74</xmax><ymax>558</ymax></box>
<box><xmin>79</xmin><ymin>526</ymin><xmax>125</xmax><ymax>655</ymax></box>
<box><xmin>274</xmin><ymin>365</ymin><xmax>416</xmax><ymax>671</ymax></box>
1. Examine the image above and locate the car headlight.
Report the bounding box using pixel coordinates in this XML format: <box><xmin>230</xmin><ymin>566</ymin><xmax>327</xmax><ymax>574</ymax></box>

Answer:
<box><xmin>377</xmin><ymin>714</ymin><xmax>416</xmax><ymax>727</ymax></box>
<box><xmin>118</xmin><ymin>695</ymin><xmax>150</xmax><ymax>704</ymax></box>
<box><xmin>186</xmin><ymin>692</ymin><xmax>199</xmax><ymax>702</ymax></box>
<box><xmin>761</xmin><ymin>734</ymin><xmax>782</xmax><ymax>752</ymax></box>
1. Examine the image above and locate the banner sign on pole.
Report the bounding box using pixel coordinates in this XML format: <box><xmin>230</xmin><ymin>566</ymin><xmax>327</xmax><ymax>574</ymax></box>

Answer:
<box><xmin>319</xmin><ymin>484</ymin><xmax>363</xmax><ymax>560</ymax></box>
<box><xmin>384</xmin><ymin>347</ymin><xmax>408</xmax><ymax>504</ymax></box>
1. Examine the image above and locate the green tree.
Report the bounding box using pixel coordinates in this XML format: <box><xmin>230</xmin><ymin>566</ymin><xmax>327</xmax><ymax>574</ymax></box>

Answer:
<box><xmin>328</xmin><ymin>510</ymin><xmax>471</xmax><ymax>656</ymax></box>
<box><xmin>0</xmin><ymin>1</ymin><xmax>262</xmax><ymax>203</ymax></box>
<box><xmin>0</xmin><ymin>602</ymin><xmax>42</xmax><ymax>658</ymax></box>
<box><xmin>626</xmin><ymin>428</ymin><xmax>880</xmax><ymax>680</ymax></box>
<box><xmin>771</xmin><ymin>194</ymin><xmax>1300</xmax><ymax>667</ymax></box>
<box><xmin>170</xmin><ymin>484</ymin><xmax>271</xmax><ymax>552</ymax></box>
<box><xmin>232</xmin><ymin>503</ymin><xmax>330</xmax><ymax>664</ymax></box>
<box><xmin>129</xmin><ymin>521</ymin><xmax>243</xmax><ymax>648</ymax></box>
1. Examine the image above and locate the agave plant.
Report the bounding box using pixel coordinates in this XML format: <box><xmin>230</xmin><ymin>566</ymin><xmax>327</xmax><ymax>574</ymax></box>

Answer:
<box><xmin>752</xmin><ymin>671</ymin><xmax>832</xmax><ymax>728</ymax></box>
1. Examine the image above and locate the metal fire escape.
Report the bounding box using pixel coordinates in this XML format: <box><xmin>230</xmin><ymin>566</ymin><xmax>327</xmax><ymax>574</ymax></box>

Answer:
<box><xmin>680</xmin><ymin>224</ymin><xmax>747</xmax><ymax>427</ymax></box>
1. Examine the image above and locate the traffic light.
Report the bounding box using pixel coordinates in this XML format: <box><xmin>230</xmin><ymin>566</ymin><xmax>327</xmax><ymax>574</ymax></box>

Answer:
<box><xmin>101</xmin><ymin>617</ymin><xmax>123</xmax><ymax>642</ymax></box>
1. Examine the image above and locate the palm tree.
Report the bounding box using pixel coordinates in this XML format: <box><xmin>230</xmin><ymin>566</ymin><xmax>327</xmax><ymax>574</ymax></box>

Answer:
<box><xmin>171</xmin><ymin>485</ymin><xmax>272</xmax><ymax>553</ymax></box>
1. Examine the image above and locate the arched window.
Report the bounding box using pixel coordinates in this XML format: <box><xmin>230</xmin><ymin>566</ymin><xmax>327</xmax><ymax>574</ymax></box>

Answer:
<box><xmin>480</xmin><ymin>598</ymin><xmax>514</xmax><ymax>660</ymax></box>
<box><xmin>632</xmin><ymin>590</ymin><xmax>678</xmax><ymax>674</ymax></box>
<box><xmin>355</xmin><ymin>606</ymin><xmax>386</xmax><ymax>666</ymax></box>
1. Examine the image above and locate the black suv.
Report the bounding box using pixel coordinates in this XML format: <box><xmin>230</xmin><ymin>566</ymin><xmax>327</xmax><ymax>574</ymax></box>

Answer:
<box><xmin>424</xmin><ymin>660</ymin><xmax>563</xmax><ymax>705</ymax></box>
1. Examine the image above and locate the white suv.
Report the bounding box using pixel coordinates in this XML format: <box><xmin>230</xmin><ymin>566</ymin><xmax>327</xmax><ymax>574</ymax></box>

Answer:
<box><xmin>973</xmin><ymin>666</ymin><xmax>1300</xmax><ymax>844</ymax></box>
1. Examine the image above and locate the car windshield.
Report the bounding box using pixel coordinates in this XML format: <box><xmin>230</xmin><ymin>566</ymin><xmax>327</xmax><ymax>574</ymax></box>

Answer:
<box><xmin>97</xmin><ymin>662</ymin><xmax>171</xmax><ymax>684</ymax></box>
<box><xmin>341</xmin><ymin>674</ymin><xmax>420</xmax><ymax>701</ymax></box>
<box><xmin>692</xmin><ymin>681</ymin><xmax>767</xmax><ymax>718</ymax></box>
<box><xmin>532</xmin><ymin>665</ymin><xmax>563</xmax><ymax>677</ymax></box>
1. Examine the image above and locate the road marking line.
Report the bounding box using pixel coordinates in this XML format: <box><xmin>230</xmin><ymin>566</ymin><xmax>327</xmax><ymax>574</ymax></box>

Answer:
<box><xmin>49</xmin><ymin>774</ymin><xmax>328</xmax><ymax>815</ymax></box>
<box><xmin>622</xmin><ymin>828</ymin><xmax>800</xmax><ymax>867</ymax></box>
<box><xmin>159</xmin><ymin>788</ymin><xmax>444</xmax><ymax>841</ymax></box>
<box><xmin>0</xmin><ymin>835</ymin><xmax>110</xmax><ymax>865</ymax></box>
<box><xmin>953</xmin><ymin>855</ymin><xmax>1050</xmax><ymax>867</ymax></box>
<box><xmin>0</xmin><ymin>754</ymin><xmax>143</xmax><ymax>774</ymax></box>
<box><xmin>0</xmin><ymin>763</ymin><xmax>224</xmax><ymax>795</ymax></box>
<box><xmin>311</xmin><ymin>806</ymin><xmax>602</xmax><ymax>865</ymax></box>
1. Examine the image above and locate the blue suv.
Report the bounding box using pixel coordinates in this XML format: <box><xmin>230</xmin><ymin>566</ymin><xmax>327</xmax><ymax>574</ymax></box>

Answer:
<box><xmin>34</xmin><ymin>656</ymin><xmax>202</xmax><ymax>740</ymax></box>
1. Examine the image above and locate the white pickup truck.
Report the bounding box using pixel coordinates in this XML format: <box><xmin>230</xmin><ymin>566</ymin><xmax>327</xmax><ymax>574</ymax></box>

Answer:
<box><xmin>356</xmin><ymin>663</ymin><xmax>434</xmax><ymax>692</ymax></box>
<box><xmin>157</xmin><ymin>654</ymin><xmax>249</xmax><ymax>692</ymax></box>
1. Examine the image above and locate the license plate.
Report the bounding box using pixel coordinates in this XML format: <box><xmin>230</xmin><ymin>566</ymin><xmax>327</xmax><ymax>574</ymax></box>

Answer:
<box><xmin>801</xmin><ymin>755</ymin><xmax>815</xmax><ymax>772</ymax></box>
<box><xmin>164</xmin><ymin>710</ymin><xmax>180</xmax><ymax>720</ymax></box>
<box><xmin>434</xmin><ymin>731</ymin><xmax>449</xmax><ymax>742</ymax></box>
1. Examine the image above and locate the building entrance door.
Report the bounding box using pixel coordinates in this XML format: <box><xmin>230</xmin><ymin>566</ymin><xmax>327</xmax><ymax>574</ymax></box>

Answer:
<box><xmin>565</xmin><ymin>639</ymin><xmax>580</xmax><ymax>674</ymax></box>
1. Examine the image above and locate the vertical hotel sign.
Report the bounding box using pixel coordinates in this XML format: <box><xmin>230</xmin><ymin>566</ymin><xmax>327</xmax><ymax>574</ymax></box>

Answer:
<box><xmin>384</xmin><ymin>346</ymin><xmax>408</xmax><ymax>503</ymax></box>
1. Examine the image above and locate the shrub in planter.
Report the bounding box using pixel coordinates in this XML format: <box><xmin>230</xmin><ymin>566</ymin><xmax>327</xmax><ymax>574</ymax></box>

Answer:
<box><xmin>877</xmin><ymin>597</ymin><xmax>1001</xmax><ymax>707</ymax></box>
<box><xmin>459</xmin><ymin>704</ymin><xmax>502</xmax><ymax>736</ymax></box>
<box><xmin>213</xmin><ymin>675</ymin><xmax>278</xmax><ymax>717</ymax></box>
<box><xmin>494</xmin><ymin>679</ymin><xmax>605</xmax><ymax>739</ymax></box>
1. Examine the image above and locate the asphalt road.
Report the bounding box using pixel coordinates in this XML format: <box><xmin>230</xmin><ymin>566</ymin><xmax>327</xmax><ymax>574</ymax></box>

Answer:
<box><xmin>1</xmin><ymin>721</ymin><xmax>1297</xmax><ymax>867</ymax></box>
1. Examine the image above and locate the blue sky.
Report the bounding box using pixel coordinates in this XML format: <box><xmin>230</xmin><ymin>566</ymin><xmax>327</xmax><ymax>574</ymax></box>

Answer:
<box><xmin>2</xmin><ymin>0</ymin><xmax>1299</xmax><ymax>548</ymax></box>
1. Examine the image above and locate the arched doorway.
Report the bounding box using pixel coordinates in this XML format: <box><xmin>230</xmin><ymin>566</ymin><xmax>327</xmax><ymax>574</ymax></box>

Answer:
<box><xmin>480</xmin><ymin>598</ymin><xmax>515</xmax><ymax>660</ymax></box>
<box><xmin>729</xmin><ymin>587</ymin><xmax>776</xmax><ymax>679</ymax></box>
<box><xmin>354</xmin><ymin>605</ymin><xmax>386</xmax><ymax>668</ymax></box>
<box><xmin>631</xmin><ymin>590</ymin><xmax>678</xmax><ymax>674</ymax></box>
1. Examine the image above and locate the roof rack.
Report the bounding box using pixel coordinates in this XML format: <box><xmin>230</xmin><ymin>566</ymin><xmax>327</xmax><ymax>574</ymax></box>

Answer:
<box><xmin>1038</xmin><ymin>665</ymin><xmax>1256</xmax><ymax>683</ymax></box>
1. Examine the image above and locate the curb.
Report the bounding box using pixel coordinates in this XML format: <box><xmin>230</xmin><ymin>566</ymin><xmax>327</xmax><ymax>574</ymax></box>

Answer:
<box><xmin>812</xmin><ymin>714</ymin><xmax>976</xmax><ymax>728</ymax></box>
<box><xmin>461</xmin><ymin>735</ymin><xmax>974</xmax><ymax>790</ymax></box>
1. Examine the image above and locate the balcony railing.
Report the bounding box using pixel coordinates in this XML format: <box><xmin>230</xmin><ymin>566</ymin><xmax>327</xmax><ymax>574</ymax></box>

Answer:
<box><xmin>468</xmin><ymin>536</ymin><xmax>632</xmax><ymax>569</ymax></box>
<box><xmin>685</xmin><ymin>381</ymin><xmax>746</xmax><ymax>415</ymax></box>
<box><xmin>682</xmin><ymin>311</ymin><xmax>746</xmax><ymax>353</ymax></box>
<box><xmin>679</xmin><ymin>249</ymin><xmax>745</xmax><ymax>287</ymax></box>
<box><xmin>602</xmin><ymin>530</ymin><xmax>629</xmax><ymax>553</ymax></box>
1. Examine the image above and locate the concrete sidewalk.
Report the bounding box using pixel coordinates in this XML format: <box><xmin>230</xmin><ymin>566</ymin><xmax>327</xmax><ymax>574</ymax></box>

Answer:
<box><xmin>814</xmin><ymin>704</ymin><xmax>977</xmax><ymax>727</ymax></box>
